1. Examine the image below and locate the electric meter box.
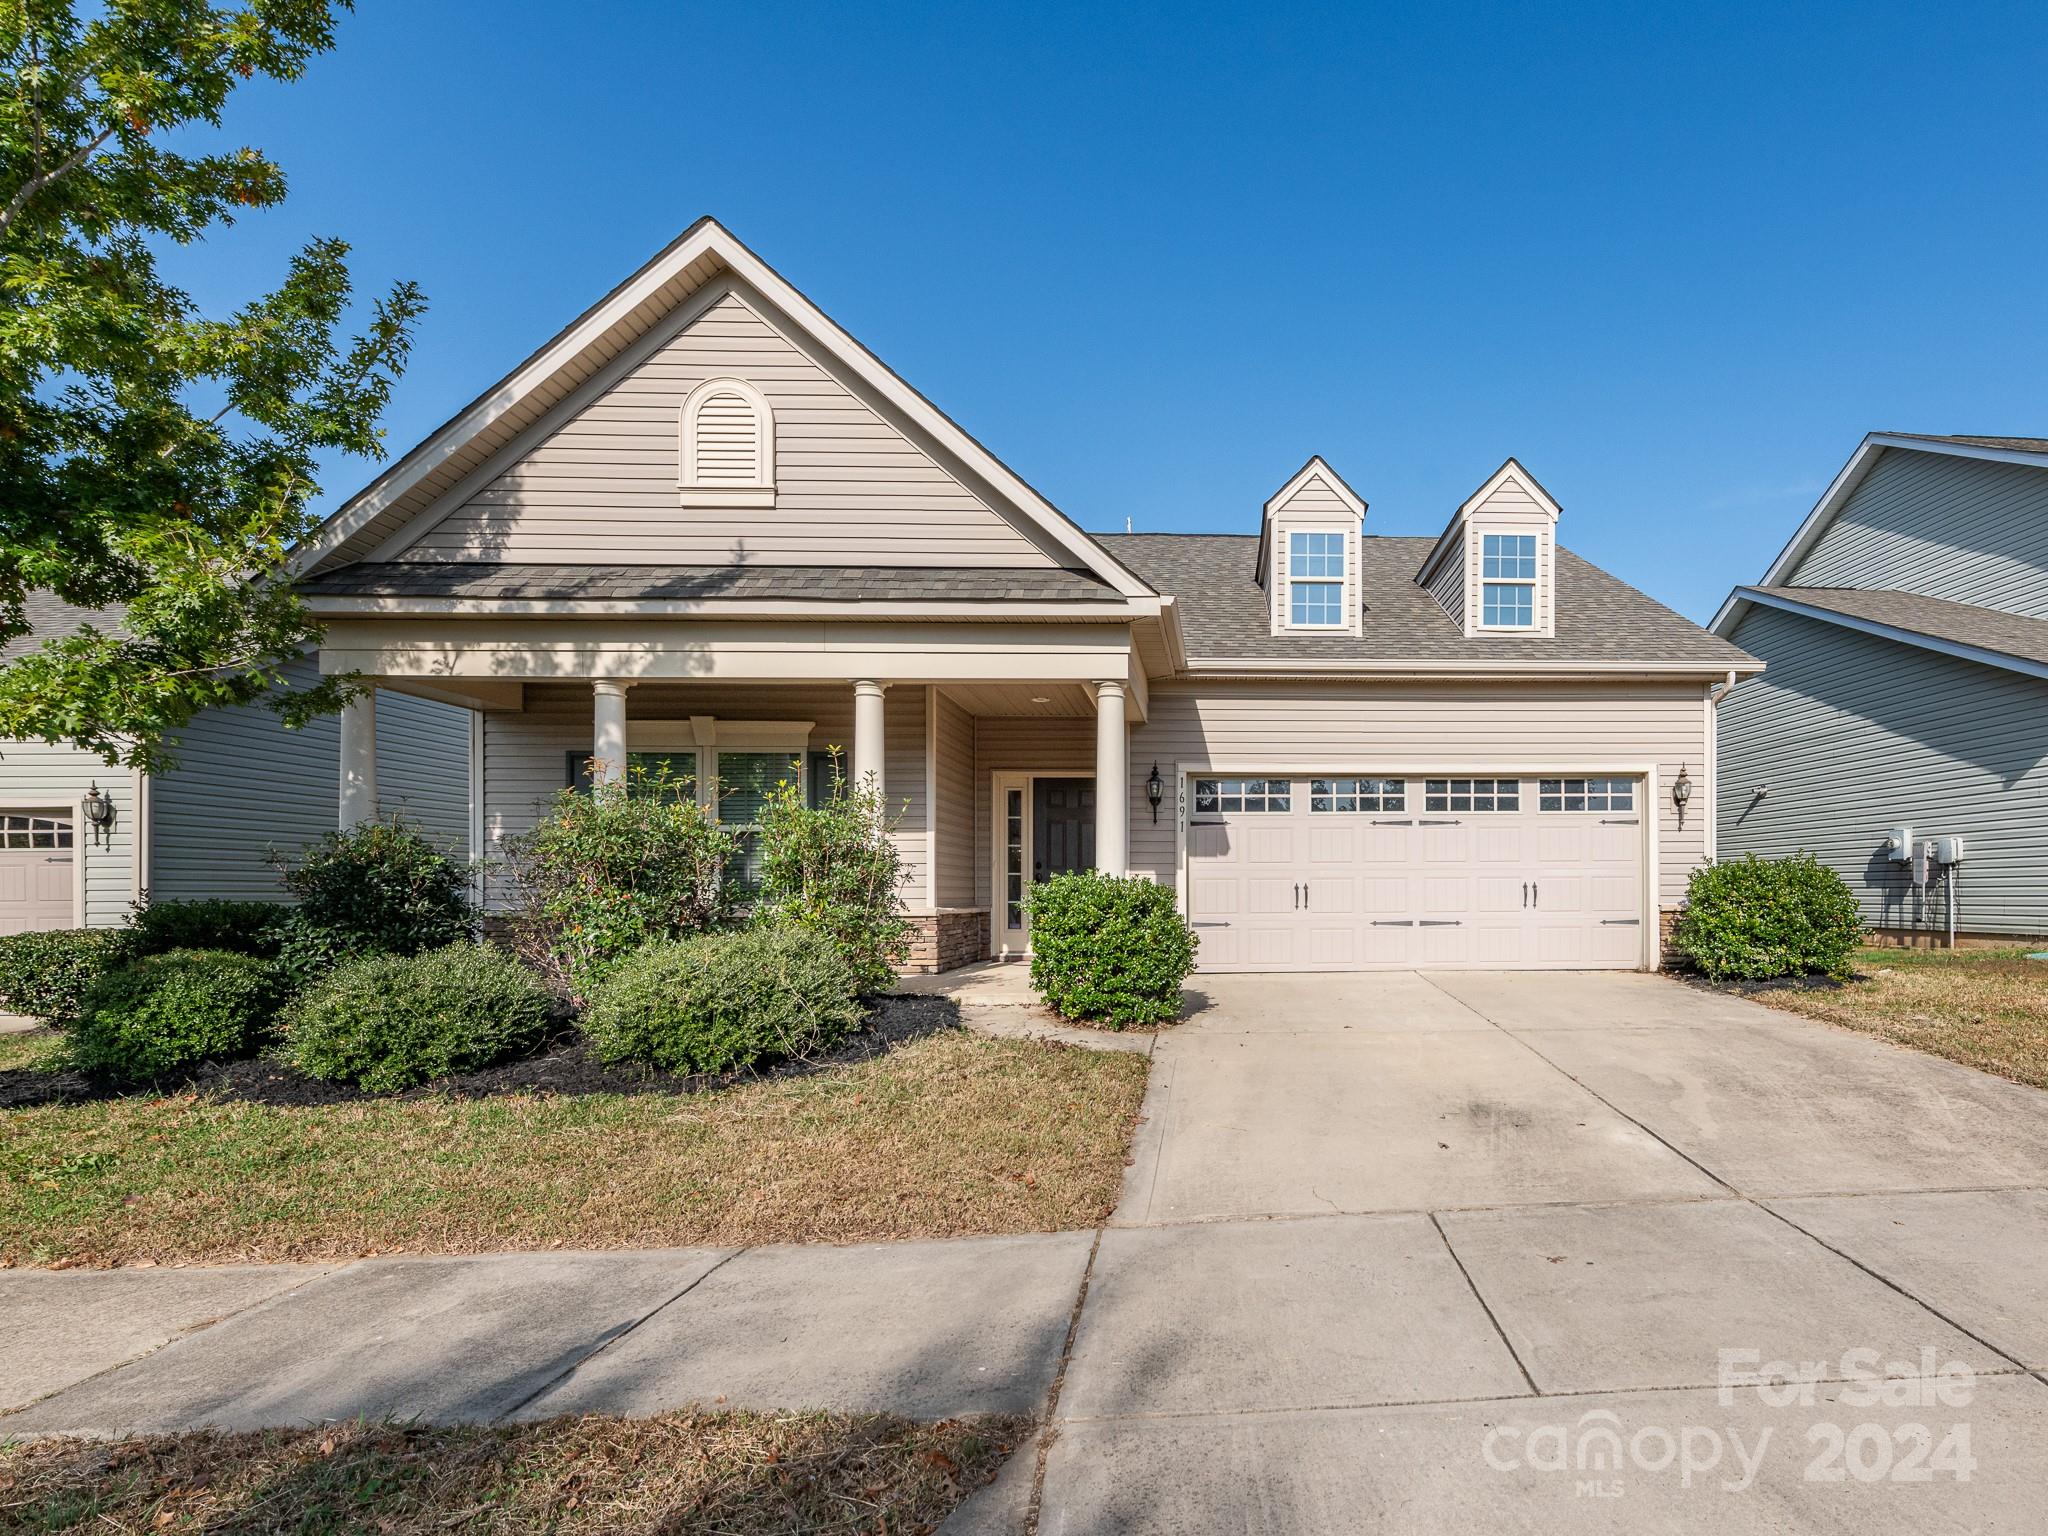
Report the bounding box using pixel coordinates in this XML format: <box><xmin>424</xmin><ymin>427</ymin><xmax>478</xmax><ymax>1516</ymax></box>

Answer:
<box><xmin>1886</xmin><ymin>827</ymin><xmax>1914</xmax><ymax>861</ymax></box>
<box><xmin>1934</xmin><ymin>836</ymin><xmax>1966</xmax><ymax>865</ymax></box>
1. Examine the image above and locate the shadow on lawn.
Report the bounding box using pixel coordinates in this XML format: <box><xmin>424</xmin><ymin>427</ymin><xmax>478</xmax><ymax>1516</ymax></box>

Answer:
<box><xmin>0</xmin><ymin>994</ymin><xmax>960</xmax><ymax>1113</ymax></box>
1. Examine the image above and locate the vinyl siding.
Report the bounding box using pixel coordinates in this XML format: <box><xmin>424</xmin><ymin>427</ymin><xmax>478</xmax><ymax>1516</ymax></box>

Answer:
<box><xmin>0</xmin><ymin>742</ymin><xmax>138</xmax><ymax>926</ymax></box>
<box><xmin>1126</xmin><ymin>680</ymin><xmax>1707</xmax><ymax>910</ymax></box>
<box><xmin>1462</xmin><ymin>477</ymin><xmax>1556</xmax><ymax>638</ymax></box>
<box><xmin>478</xmin><ymin>682</ymin><xmax>930</xmax><ymax>912</ymax></box>
<box><xmin>150</xmin><ymin>665</ymin><xmax>473</xmax><ymax>902</ymax></box>
<box><xmin>972</xmin><ymin>716</ymin><xmax>1097</xmax><ymax>904</ymax></box>
<box><xmin>1789</xmin><ymin>448</ymin><xmax>2048</xmax><ymax>618</ymax></box>
<box><xmin>1423</xmin><ymin>540</ymin><xmax>1465</xmax><ymax>625</ymax></box>
<box><xmin>1716</xmin><ymin>604</ymin><xmax>2048</xmax><ymax>936</ymax></box>
<box><xmin>396</xmin><ymin>282</ymin><xmax>1064</xmax><ymax>569</ymax></box>
<box><xmin>933</xmin><ymin>689</ymin><xmax>978</xmax><ymax>907</ymax></box>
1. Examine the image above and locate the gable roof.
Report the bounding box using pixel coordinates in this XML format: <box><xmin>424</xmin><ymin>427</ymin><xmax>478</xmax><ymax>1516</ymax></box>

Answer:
<box><xmin>291</xmin><ymin>218</ymin><xmax>1154</xmax><ymax>599</ymax></box>
<box><xmin>0</xmin><ymin>592</ymin><xmax>124</xmax><ymax>665</ymax></box>
<box><xmin>1725</xmin><ymin>585</ymin><xmax>2048</xmax><ymax>681</ymax></box>
<box><xmin>1414</xmin><ymin>456</ymin><xmax>1561</xmax><ymax>589</ymax></box>
<box><xmin>1104</xmin><ymin>533</ymin><xmax>1757</xmax><ymax>672</ymax></box>
<box><xmin>1254</xmin><ymin>455</ymin><xmax>1367</xmax><ymax>581</ymax></box>
<box><xmin>1711</xmin><ymin>431</ymin><xmax>2048</xmax><ymax>633</ymax></box>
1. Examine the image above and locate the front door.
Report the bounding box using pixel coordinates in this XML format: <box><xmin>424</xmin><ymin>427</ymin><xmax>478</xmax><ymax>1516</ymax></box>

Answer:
<box><xmin>1033</xmin><ymin>778</ymin><xmax>1094</xmax><ymax>884</ymax></box>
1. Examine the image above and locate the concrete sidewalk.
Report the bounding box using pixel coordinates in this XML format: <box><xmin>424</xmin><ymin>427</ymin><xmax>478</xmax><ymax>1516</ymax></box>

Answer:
<box><xmin>7</xmin><ymin>970</ymin><xmax>2048</xmax><ymax>1533</ymax></box>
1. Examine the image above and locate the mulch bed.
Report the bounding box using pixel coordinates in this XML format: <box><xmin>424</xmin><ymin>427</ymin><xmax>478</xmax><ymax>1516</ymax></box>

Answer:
<box><xmin>0</xmin><ymin>993</ymin><xmax>958</xmax><ymax>1111</ymax></box>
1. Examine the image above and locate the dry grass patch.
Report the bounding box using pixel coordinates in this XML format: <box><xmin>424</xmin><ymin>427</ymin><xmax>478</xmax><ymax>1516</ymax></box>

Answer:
<box><xmin>0</xmin><ymin>1409</ymin><xmax>1024</xmax><ymax>1534</ymax></box>
<box><xmin>0</xmin><ymin>1032</ymin><xmax>1149</xmax><ymax>1267</ymax></box>
<box><xmin>1742</xmin><ymin>946</ymin><xmax>2048</xmax><ymax>1090</ymax></box>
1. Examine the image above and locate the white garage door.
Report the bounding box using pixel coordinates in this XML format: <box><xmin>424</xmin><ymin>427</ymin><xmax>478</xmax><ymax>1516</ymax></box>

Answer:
<box><xmin>1187</xmin><ymin>775</ymin><xmax>1645</xmax><ymax>971</ymax></box>
<box><xmin>0</xmin><ymin>810</ymin><xmax>77</xmax><ymax>934</ymax></box>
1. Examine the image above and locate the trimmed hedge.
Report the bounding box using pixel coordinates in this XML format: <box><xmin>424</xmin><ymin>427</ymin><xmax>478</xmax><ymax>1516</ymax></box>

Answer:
<box><xmin>65</xmin><ymin>949</ymin><xmax>280</xmax><ymax>1085</ymax></box>
<box><xmin>281</xmin><ymin>944</ymin><xmax>555</xmax><ymax>1092</ymax></box>
<box><xmin>1025</xmin><ymin>872</ymin><xmax>1196</xmax><ymax>1028</ymax></box>
<box><xmin>1672</xmin><ymin>853</ymin><xmax>1865</xmax><ymax>981</ymax></box>
<box><xmin>583</xmin><ymin>925</ymin><xmax>862</xmax><ymax>1076</ymax></box>
<box><xmin>271</xmin><ymin>817</ymin><xmax>476</xmax><ymax>990</ymax></box>
<box><xmin>0</xmin><ymin>928</ymin><xmax>134</xmax><ymax>1023</ymax></box>
<box><xmin>128</xmin><ymin>899</ymin><xmax>286</xmax><ymax>959</ymax></box>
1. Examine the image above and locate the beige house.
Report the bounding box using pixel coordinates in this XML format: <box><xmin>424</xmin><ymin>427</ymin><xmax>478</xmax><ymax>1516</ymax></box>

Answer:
<box><xmin>291</xmin><ymin>220</ymin><xmax>1759</xmax><ymax>973</ymax></box>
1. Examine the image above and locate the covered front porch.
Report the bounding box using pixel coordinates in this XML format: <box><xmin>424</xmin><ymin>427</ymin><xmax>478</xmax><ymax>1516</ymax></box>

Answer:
<box><xmin>326</xmin><ymin>654</ymin><xmax>1151</xmax><ymax>973</ymax></box>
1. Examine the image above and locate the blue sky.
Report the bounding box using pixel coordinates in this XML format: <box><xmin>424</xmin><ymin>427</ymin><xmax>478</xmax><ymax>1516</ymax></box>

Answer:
<box><xmin>187</xmin><ymin>0</ymin><xmax>2048</xmax><ymax>621</ymax></box>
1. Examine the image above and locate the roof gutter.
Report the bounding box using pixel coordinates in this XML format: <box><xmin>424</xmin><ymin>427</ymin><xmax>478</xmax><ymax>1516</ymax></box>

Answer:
<box><xmin>1178</xmin><ymin>656</ymin><xmax>1766</xmax><ymax>681</ymax></box>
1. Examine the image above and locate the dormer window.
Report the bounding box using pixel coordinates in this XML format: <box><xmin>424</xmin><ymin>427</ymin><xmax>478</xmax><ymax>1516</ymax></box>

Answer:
<box><xmin>679</xmin><ymin>376</ymin><xmax>776</xmax><ymax>507</ymax></box>
<box><xmin>1288</xmin><ymin>530</ymin><xmax>1347</xmax><ymax>627</ymax></box>
<box><xmin>1480</xmin><ymin>533</ymin><xmax>1537</xmax><ymax>628</ymax></box>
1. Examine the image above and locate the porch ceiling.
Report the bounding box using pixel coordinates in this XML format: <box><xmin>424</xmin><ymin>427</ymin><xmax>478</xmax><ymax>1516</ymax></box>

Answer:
<box><xmin>940</xmin><ymin>682</ymin><xmax>1097</xmax><ymax>718</ymax></box>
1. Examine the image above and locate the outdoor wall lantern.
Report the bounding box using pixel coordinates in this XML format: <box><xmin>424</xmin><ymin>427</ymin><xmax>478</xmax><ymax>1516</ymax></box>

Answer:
<box><xmin>1146</xmin><ymin>762</ymin><xmax>1164</xmax><ymax>823</ymax></box>
<box><xmin>82</xmin><ymin>781</ymin><xmax>114</xmax><ymax>845</ymax></box>
<box><xmin>1671</xmin><ymin>764</ymin><xmax>1693</xmax><ymax>828</ymax></box>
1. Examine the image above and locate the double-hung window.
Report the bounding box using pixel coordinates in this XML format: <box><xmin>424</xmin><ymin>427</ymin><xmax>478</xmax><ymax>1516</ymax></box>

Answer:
<box><xmin>1480</xmin><ymin>533</ymin><xmax>1536</xmax><ymax>628</ymax></box>
<box><xmin>1287</xmin><ymin>531</ymin><xmax>1346</xmax><ymax>628</ymax></box>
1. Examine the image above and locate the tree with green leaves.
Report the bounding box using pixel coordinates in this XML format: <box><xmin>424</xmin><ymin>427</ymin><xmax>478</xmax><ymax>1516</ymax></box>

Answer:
<box><xmin>0</xmin><ymin>1</ymin><xmax>422</xmax><ymax>769</ymax></box>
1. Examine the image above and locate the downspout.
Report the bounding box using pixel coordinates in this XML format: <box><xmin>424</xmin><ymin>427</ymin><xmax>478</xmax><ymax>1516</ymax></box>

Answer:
<box><xmin>1704</xmin><ymin>670</ymin><xmax>1738</xmax><ymax>863</ymax></box>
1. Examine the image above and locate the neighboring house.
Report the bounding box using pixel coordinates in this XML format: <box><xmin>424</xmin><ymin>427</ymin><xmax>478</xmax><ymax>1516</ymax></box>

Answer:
<box><xmin>0</xmin><ymin>593</ymin><xmax>473</xmax><ymax>934</ymax></box>
<box><xmin>288</xmin><ymin>218</ymin><xmax>1757</xmax><ymax>974</ymax></box>
<box><xmin>1711</xmin><ymin>433</ymin><xmax>2048</xmax><ymax>944</ymax></box>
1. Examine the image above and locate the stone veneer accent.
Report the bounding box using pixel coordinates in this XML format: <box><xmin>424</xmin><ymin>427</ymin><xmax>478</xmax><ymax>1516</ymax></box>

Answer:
<box><xmin>900</xmin><ymin>909</ymin><xmax>991</xmax><ymax>975</ymax></box>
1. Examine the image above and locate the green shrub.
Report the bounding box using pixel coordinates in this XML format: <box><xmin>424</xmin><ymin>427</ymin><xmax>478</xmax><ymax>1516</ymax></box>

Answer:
<box><xmin>281</xmin><ymin>944</ymin><xmax>554</xmax><ymax>1092</ymax></box>
<box><xmin>1673</xmin><ymin>853</ymin><xmax>1865</xmax><ymax>981</ymax></box>
<box><xmin>0</xmin><ymin>928</ymin><xmax>135</xmax><ymax>1023</ymax></box>
<box><xmin>582</xmin><ymin>924</ymin><xmax>861</xmax><ymax>1075</ymax></box>
<box><xmin>65</xmin><ymin>949</ymin><xmax>279</xmax><ymax>1085</ymax></box>
<box><xmin>754</xmin><ymin>764</ymin><xmax>911</xmax><ymax>995</ymax></box>
<box><xmin>268</xmin><ymin>817</ymin><xmax>475</xmax><ymax>988</ymax></box>
<box><xmin>127</xmin><ymin>898</ymin><xmax>286</xmax><ymax>959</ymax></box>
<box><xmin>505</xmin><ymin>762</ymin><xmax>740</xmax><ymax>998</ymax></box>
<box><xmin>1026</xmin><ymin>872</ymin><xmax>1196</xmax><ymax>1028</ymax></box>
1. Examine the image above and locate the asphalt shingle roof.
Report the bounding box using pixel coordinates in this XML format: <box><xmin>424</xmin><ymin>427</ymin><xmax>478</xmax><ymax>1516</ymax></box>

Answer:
<box><xmin>1102</xmin><ymin>533</ymin><xmax>1754</xmax><ymax>665</ymax></box>
<box><xmin>0</xmin><ymin>592</ymin><xmax>124</xmax><ymax>665</ymax></box>
<box><xmin>299</xmin><ymin>562</ymin><xmax>1120</xmax><ymax>603</ymax></box>
<box><xmin>1749</xmin><ymin>585</ymin><xmax>2048</xmax><ymax>669</ymax></box>
<box><xmin>1881</xmin><ymin>433</ymin><xmax>2048</xmax><ymax>455</ymax></box>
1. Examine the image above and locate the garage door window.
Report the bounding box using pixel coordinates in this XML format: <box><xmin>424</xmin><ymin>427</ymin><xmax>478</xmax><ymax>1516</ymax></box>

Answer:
<box><xmin>1193</xmin><ymin>778</ymin><xmax>1291</xmax><ymax>813</ymax></box>
<box><xmin>2</xmin><ymin>814</ymin><xmax>73</xmax><ymax>849</ymax></box>
<box><xmin>1310</xmin><ymin>777</ymin><xmax>1404</xmax><ymax>812</ymax></box>
<box><xmin>1539</xmin><ymin>777</ymin><xmax>1634</xmax><ymax>812</ymax></box>
<box><xmin>1424</xmin><ymin>778</ymin><xmax>1519</xmax><ymax>812</ymax></box>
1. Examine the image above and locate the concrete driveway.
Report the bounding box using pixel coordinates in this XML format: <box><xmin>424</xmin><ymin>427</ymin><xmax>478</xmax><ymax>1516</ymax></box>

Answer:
<box><xmin>1025</xmin><ymin>971</ymin><xmax>2048</xmax><ymax>1533</ymax></box>
<box><xmin>7</xmin><ymin>971</ymin><xmax>2048</xmax><ymax>1533</ymax></box>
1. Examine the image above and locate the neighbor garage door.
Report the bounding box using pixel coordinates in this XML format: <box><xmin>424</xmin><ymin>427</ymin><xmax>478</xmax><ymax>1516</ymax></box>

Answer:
<box><xmin>1186</xmin><ymin>775</ymin><xmax>1644</xmax><ymax>971</ymax></box>
<box><xmin>0</xmin><ymin>810</ymin><xmax>77</xmax><ymax>934</ymax></box>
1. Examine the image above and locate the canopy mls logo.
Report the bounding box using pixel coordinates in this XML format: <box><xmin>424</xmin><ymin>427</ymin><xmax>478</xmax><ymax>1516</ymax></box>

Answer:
<box><xmin>1481</xmin><ymin>1346</ymin><xmax>1978</xmax><ymax>1499</ymax></box>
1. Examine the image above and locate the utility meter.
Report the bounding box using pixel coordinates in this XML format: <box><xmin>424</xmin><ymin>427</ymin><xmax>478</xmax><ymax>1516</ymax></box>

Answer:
<box><xmin>1886</xmin><ymin>827</ymin><xmax>1914</xmax><ymax>862</ymax></box>
<box><xmin>1934</xmin><ymin>836</ymin><xmax>1966</xmax><ymax>865</ymax></box>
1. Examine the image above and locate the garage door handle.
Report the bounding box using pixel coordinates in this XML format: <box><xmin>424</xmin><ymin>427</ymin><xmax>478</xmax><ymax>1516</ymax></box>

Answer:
<box><xmin>1418</xmin><ymin>919</ymin><xmax>1462</xmax><ymax>927</ymax></box>
<box><xmin>1600</xmin><ymin>817</ymin><xmax>1639</xmax><ymax>825</ymax></box>
<box><xmin>1191</xmin><ymin>820</ymin><xmax>1224</xmax><ymax>827</ymax></box>
<box><xmin>1371</xmin><ymin>818</ymin><xmax>1413</xmax><ymax>826</ymax></box>
<box><xmin>1371</xmin><ymin>919</ymin><xmax>1414</xmax><ymax>927</ymax></box>
<box><xmin>1191</xmin><ymin>921</ymin><xmax>1230</xmax><ymax>928</ymax></box>
<box><xmin>1419</xmin><ymin>818</ymin><xmax>1462</xmax><ymax>826</ymax></box>
<box><xmin>1601</xmin><ymin>918</ymin><xmax>1641</xmax><ymax>926</ymax></box>
<box><xmin>44</xmin><ymin>855</ymin><xmax>72</xmax><ymax>863</ymax></box>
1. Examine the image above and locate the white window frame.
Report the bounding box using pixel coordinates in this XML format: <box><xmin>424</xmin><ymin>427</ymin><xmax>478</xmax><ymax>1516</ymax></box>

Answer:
<box><xmin>625</xmin><ymin>718</ymin><xmax>813</xmax><ymax>819</ymax></box>
<box><xmin>1477</xmin><ymin>532</ymin><xmax>1537</xmax><ymax>631</ymax></box>
<box><xmin>1424</xmin><ymin>777</ymin><xmax>1521</xmax><ymax>812</ymax></box>
<box><xmin>1284</xmin><ymin>530</ymin><xmax>1348</xmax><ymax>631</ymax></box>
<box><xmin>678</xmin><ymin>375</ymin><xmax>776</xmax><ymax>507</ymax></box>
<box><xmin>1538</xmin><ymin>776</ymin><xmax>1636</xmax><ymax>812</ymax></box>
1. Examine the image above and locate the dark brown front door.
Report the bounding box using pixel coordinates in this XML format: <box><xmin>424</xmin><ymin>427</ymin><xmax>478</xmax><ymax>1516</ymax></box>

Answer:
<box><xmin>1033</xmin><ymin>778</ymin><xmax>1094</xmax><ymax>883</ymax></box>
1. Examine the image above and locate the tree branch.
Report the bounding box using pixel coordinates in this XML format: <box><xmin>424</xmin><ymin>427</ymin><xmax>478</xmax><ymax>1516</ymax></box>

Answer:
<box><xmin>0</xmin><ymin>122</ymin><xmax>117</xmax><ymax>238</ymax></box>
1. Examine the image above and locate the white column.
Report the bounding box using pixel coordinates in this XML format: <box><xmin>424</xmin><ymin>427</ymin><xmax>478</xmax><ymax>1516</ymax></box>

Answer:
<box><xmin>1094</xmin><ymin>679</ymin><xmax>1129</xmax><ymax>876</ymax></box>
<box><xmin>592</xmin><ymin>680</ymin><xmax>631</xmax><ymax>785</ymax></box>
<box><xmin>852</xmin><ymin>679</ymin><xmax>887</xmax><ymax>792</ymax></box>
<box><xmin>339</xmin><ymin>686</ymin><xmax>378</xmax><ymax>827</ymax></box>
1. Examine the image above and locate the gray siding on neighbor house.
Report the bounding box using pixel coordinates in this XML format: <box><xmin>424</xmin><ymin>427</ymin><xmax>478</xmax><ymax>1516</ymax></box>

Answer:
<box><xmin>150</xmin><ymin>665</ymin><xmax>473</xmax><ymax>902</ymax></box>
<box><xmin>1716</xmin><ymin>604</ymin><xmax>2048</xmax><ymax>937</ymax></box>
<box><xmin>1789</xmin><ymin>448</ymin><xmax>2048</xmax><ymax>618</ymax></box>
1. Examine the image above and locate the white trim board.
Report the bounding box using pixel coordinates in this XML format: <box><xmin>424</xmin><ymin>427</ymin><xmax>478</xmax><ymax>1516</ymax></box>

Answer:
<box><xmin>1716</xmin><ymin>587</ymin><xmax>2048</xmax><ymax>683</ymax></box>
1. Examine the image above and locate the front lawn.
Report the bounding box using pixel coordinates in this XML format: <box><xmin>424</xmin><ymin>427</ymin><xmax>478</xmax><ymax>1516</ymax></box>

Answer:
<box><xmin>1740</xmin><ymin>945</ymin><xmax>2048</xmax><ymax>1090</ymax></box>
<box><xmin>0</xmin><ymin>1410</ymin><xmax>1023</xmax><ymax>1535</ymax></box>
<box><xmin>0</xmin><ymin>1030</ymin><xmax>1148</xmax><ymax>1268</ymax></box>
